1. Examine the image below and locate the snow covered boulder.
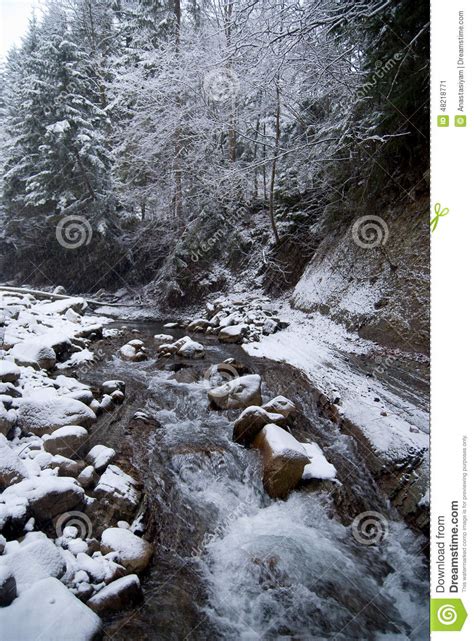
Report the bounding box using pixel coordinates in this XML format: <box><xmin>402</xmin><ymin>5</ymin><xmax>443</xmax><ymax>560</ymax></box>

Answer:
<box><xmin>153</xmin><ymin>333</ymin><xmax>174</xmax><ymax>343</ymax></box>
<box><xmin>0</xmin><ymin>361</ymin><xmax>21</xmax><ymax>384</ymax></box>
<box><xmin>0</xmin><ymin>566</ymin><xmax>16</xmax><ymax>606</ymax></box>
<box><xmin>50</xmin><ymin>455</ymin><xmax>86</xmax><ymax>478</ymax></box>
<box><xmin>0</xmin><ymin>535</ymin><xmax>66</xmax><ymax>593</ymax></box>
<box><xmin>43</xmin><ymin>425</ymin><xmax>89</xmax><ymax>459</ymax></box>
<box><xmin>262</xmin><ymin>396</ymin><xmax>297</xmax><ymax>419</ymax></box>
<box><xmin>301</xmin><ymin>442</ymin><xmax>337</xmax><ymax>482</ymax></box>
<box><xmin>100</xmin><ymin>528</ymin><xmax>153</xmax><ymax>573</ymax></box>
<box><xmin>101</xmin><ymin>380</ymin><xmax>125</xmax><ymax>395</ymax></box>
<box><xmin>233</xmin><ymin>406</ymin><xmax>286</xmax><ymax>447</ymax></box>
<box><xmin>0</xmin><ymin>494</ymin><xmax>29</xmax><ymax>536</ymax></box>
<box><xmin>0</xmin><ymin>404</ymin><xmax>17</xmax><ymax>437</ymax></box>
<box><xmin>0</xmin><ymin>577</ymin><xmax>102</xmax><ymax>641</ymax></box>
<box><xmin>177</xmin><ymin>338</ymin><xmax>205</xmax><ymax>359</ymax></box>
<box><xmin>218</xmin><ymin>324</ymin><xmax>248</xmax><ymax>344</ymax></box>
<box><xmin>187</xmin><ymin>318</ymin><xmax>212</xmax><ymax>332</ymax></box>
<box><xmin>208</xmin><ymin>374</ymin><xmax>262</xmax><ymax>410</ymax></box>
<box><xmin>94</xmin><ymin>465</ymin><xmax>141</xmax><ymax>520</ymax></box>
<box><xmin>252</xmin><ymin>424</ymin><xmax>310</xmax><ymax>499</ymax></box>
<box><xmin>38</xmin><ymin>297</ymin><xmax>87</xmax><ymax>315</ymax></box>
<box><xmin>86</xmin><ymin>444</ymin><xmax>115</xmax><ymax>473</ymax></box>
<box><xmin>0</xmin><ymin>437</ymin><xmax>29</xmax><ymax>490</ymax></box>
<box><xmin>11</xmin><ymin>339</ymin><xmax>56</xmax><ymax>370</ymax></box>
<box><xmin>120</xmin><ymin>340</ymin><xmax>147</xmax><ymax>362</ymax></box>
<box><xmin>3</xmin><ymin>476</ymin><xmax>85</xmax><ymax>520</ymax></box>
<box><xmin>16</xmin><ymin>397</ymin><xmax>96</xmax><ymax>436</ymax></box>
<box><xmin>87</xmin><ymin>574</ymin><xmax>142</xmax><ymax>615</ymax></box>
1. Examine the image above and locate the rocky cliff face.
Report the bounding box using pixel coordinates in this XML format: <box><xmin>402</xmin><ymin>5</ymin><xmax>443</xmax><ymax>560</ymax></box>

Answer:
<box><xmin>291</xmin><ymin>198</ymin><xmax>429</xmax><ymax>355</ymax></box>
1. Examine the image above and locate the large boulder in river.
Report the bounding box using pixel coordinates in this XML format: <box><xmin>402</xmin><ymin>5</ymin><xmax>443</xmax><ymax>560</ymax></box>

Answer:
<box><xmin>0</xmin><ymin>577</ymin><xmax>102</xmax><ymax>641</ymax></box>
<box><xmin>233</xmin><ymin>406</ymin><xmax>286</xmax><ymax>447</ymax></box>
<box><xmin>208</xmin><ymin>374</ymin><xmax>262</xmax><ymax>410</ymax></box>
<box><xmin>262</xmin><ymin>396</ymin><xmax>297</xmax><ymax>418</ymax></box>
<box><xmin>101</xmin><ymin>528</ymin><xmax>153</xmax><ymax>573</ymax></box>
<box><xmin>252</xmin><ymin>424</ymin><xmax>310</xmax><ymax>499</ymax></box>
<box><xmin>16</xmin><ymin>397</ymin><xmax>96</xmax><ymax>436</ymax></box>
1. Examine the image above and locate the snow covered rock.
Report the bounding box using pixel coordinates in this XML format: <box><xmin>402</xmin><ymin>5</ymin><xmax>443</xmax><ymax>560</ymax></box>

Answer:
<box><xmin>0</xmin><ymin>437</ymin><xmax>29</xmax><ymax>490</ymax></box>
<box><xmin>86</xmin><ymin>445</ymin><xmax>115</xmax><ymax>473</ymax></box>
<box><xmin>187</xmin><ymin>318</ymin><xmax>212</xmax><ymax>332</ymax></box>
<box><xmin>65</xmin><ymin>389</ymin><xmax>94</xmax><ymax>405</ymax></box>
<box><xmin>262</xmin><ymin>396</ymin><xmax>297</xmax><ymax>418</ymax></box>
<box><xmin>76</xmin><ymin>552</ymin><xmax>125</xmax><ymax>585</ymax></box>
<box><xmin>252</xmin><ymin>424</ymin><xmax>310</xmax><ymax>499</ymax></box>
<box><xmin>208</xmin><ymin>374</ymin><xmax>262</xmax><ymax>410</ymax></box>
<box><xmin>232</xmin><ymin>406</ymin><xmax>286</xmax><ymax>447</ymax></box>
<box><xmin>0</xmin><ymin>495</ymin><xmax>29</xmax><ymax>535</ymax></box>
<box><xmin>50</xmin><ymin>455</ymin><xmax>86</xmax><ymax>478</ymax></box>
<box><xmin>77</xmin><ymin>466</ymin><xmax>98</xmax><ymax>489</ymax></box>
<box><xmin>120</xmin><ymin>340</ymin><xmax>147</xmax><ymax>362</ymax></box>
<box><xmin>177</xmin><ymin>338</ymin><xmax>204</xmax><ymax>359</ymax></box>
<box><xmin>0</xmin><ymin>567</ymin><xmax>16</xmax><ymax>606</ymax></box>
<box><xmin>0</xmin><ymin>382</ymin><xmax>22</xmax><ymax>398</ymax></box>
<box><xmin>11</xmin><ymin>339</ymin><xmax>57</xmax><ymax>370</ymax></box>
<box><xmin>16</xmin><ymin>397</ymin><xmax>96</xmax><ymax>436</ymax></box>
<box><xmin>101</xmin><ymin>380</ymin><xmax>125</xmax><ymax>395</ymax></box>
<box><xmin>38</xmin><ymin>297</ymin><xmax>87</xmax><ymax>315</ymax></box>
<box><xmin>0</xmin><ymin>404</ymin><xmax>17</xmax><ymax>437</ymax></box>
<box><xmin>301</xmin><ymin>442</ymin><xmax>337</xmax><ymax>481</ymax></box>
<box><xmin>100</xmin><ymin>528</ymin><xmax>153</xmax><ymax>573</ymax></box>
<box><xmin>3</xmin><ymin>476</ymin><xmax>84</xmax><ymax>520</ymax></box>
<box><xmin>0</xmin><ymin>577</ymin><xmax>102</xmax><ymax>641</ymax></box>
<box><xmin>65</xmin><ymin>308</ymin><xmax>82</xmax><ymax>323</ymax></box>
<box><xmin>0</xmin><ymin>361</ymin><xmax>21</xmax><ymax>384</ymax></box>
<box><xmin>43</xmin><ymin>425</ymin><xmax>89</xmax><ymax>459</ymax></box>
<box><xmin>94</xmin><ymin>465</ymin><xmax>141</xmax><ymax>519</ymax></box>
<box><xmin>87</xmin><ymin>574</ymin><xmax>142</xmax><ymax>615</ymax></box>
<box><xmin>153</xmin><ymin>334</ymin><xmax>173</xmax><ymax>343</ymax></box>
<box><xmin>218</xmin><ymin>324</ymin><xmax>248</xmax><ymax>344</ymax></box>
<box><xmin>0</xmin><ymin>535</ymin><xmax>66</xmax><ymax>593</ymax></box>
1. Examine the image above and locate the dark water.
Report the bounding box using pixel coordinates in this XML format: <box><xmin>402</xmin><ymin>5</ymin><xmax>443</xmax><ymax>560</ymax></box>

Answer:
<box><xmin>85</xmin><ymin>321</ymin><xmax>428</xmax><ymax>641</ymax></box>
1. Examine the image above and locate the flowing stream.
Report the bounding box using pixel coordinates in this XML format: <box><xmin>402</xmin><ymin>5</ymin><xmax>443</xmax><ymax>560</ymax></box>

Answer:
<box><xmin>84</xmin><ymin>321</ymin><xmax>428</xmax><ymax>641</ymax></box>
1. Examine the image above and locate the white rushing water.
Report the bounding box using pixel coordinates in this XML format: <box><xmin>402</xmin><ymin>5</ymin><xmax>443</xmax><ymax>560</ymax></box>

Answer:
<box><xmin>103</xmin><ymin>333</ymin><xmax>429</xmax><ymax>641</ymax></box>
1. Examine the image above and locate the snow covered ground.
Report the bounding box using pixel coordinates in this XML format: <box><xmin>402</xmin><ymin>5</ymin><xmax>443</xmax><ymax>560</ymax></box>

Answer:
<box><xmin>0</xmin><ymin>290</ymin><xmax>154</xmax><ymax>639</ymax></box>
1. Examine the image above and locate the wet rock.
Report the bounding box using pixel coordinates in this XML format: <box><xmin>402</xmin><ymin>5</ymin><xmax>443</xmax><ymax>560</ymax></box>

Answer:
<box><xmin>0</xmin><ymin>567</ymin><xmax>16</xmax><ymax>606</ymax></box>
<box><xmin>0</xmin><ymin>577</ymin><xmax>102</xmax><ymax>641</ymax></box>
<box><xmin>233</xmin><ymin>406</ymin><xmax>286</xmax><ymax>447</ymax></box>
<box><xmin>262</xmin><ymin>396</ymin><xmax>297</xmax><ymax>418</ymax></box>
<box><xmin>208</xmin><ymin>374</ymin><xmax>262</xmax><ymax>410</ymax></box>
<box><xmin>100</xmin><ymin>528</ymin><xmax>153</xmax><ymax>573</ymax></box>
<box><xmin>16</xmin><ymin>397</ymin><xmax>96</xmax><ymax>436</ymax></box>
<box><xmin>87</xmin><ymin>574</ymin><xmax>142</xmax><ymax>615</ymax></box>
<box><xmin>252</xmin><ymin>424</ymin><xmax>310</xmax><ymax>499</ymax></box>
<box><xmin>43</xmin><ymin>425</ymin><xmax>89</xmax><ymax>459</ymax></box>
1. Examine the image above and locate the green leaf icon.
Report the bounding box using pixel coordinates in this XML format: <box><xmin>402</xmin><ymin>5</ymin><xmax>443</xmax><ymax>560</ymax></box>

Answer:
<box><xmin>431</xmin><ymin>599</ymin><xmax>468</xmax><ymax>632</ymax></box>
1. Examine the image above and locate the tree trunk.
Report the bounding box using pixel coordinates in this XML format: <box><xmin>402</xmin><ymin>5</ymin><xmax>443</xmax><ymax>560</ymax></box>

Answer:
<box><xmin>268</xmin><ymin>80</ymin><xmax>281</xmax><ymax>244</ymax></box>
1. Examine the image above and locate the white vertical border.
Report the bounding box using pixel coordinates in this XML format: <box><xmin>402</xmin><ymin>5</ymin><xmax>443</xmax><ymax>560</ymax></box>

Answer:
<box><xmin>432</xmin><ymin>0</ymin><xmax>473</xmax><ymax>636</ymax></box>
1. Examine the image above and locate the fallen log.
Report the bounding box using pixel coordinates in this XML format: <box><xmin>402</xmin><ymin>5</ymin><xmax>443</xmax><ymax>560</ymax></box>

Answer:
<box><xmin>0</xmin><ymin>286</ymin><xmax>142</xmax><ymax>308</ymax></box>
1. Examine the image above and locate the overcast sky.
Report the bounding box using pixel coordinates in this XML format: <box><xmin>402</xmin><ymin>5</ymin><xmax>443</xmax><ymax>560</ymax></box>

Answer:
<box><xmin>0</xmin><ymin>0</ymin><xmax>42</xmax><ymax>59</ymax></box>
